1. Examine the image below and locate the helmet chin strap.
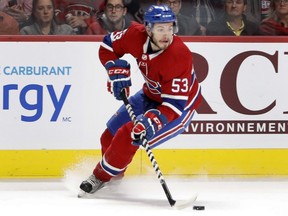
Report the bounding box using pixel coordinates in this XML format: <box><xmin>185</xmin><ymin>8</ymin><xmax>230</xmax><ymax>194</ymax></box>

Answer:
<box><xmin>148</xmin><ymin>31</ymin><xmax>161</xmax><ymax>51</ymax></box>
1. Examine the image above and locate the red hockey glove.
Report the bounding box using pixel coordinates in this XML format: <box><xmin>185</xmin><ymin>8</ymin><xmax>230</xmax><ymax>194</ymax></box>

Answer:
<box><xmin>105</xmin><ymin>59</ymin><xmax>131</xmax><ymax>100</ymax></box>
<box><xmin>131</xmin><ymin>109</ymin><xmax>168</xmax><ymax>146</ymax></box>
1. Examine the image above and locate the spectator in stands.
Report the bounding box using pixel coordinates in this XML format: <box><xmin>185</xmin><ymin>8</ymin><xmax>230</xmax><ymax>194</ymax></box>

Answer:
<box><xmin>190</xmin><ymin>0</ymin><xmax>261</xmax><ymax>24</ymax></box>
<box><xmin>86</xmin><ymin>0</ymin><xmax>131</xmax><ymax>35</ymax></box>
<box><xmin>98</xmin><ymin>0</ymin><xmax>144</xmax><ymax>23</ymax></box>
<box><xmin>206</xmin><ymin>0</ymin><xmax>260</xmax><ymax>36</ymax></box>
<box><xmin>0</xmin><ymin>11</ymin><xmax>19</xmax><ymax>34</ymax></box>
<box><xmin>261</xmin><ymin>0</ymin><xmax>272</xmax><ymax>21</ymax></box>
<box><xmin>122</xmin><ymin>0</ymin><xmax>144</xmax><ymax>23</ymax></box>
<box><xmin>54</xmin><ymin>0</ymin><xmax>103</xmax><ymax>34</ymax></box>
<box><xmin>158</xmin><ymin>0</ymin><xmax>202</xmax><ymax>35</ymax></box>
<box><xmin>20</xmin><ymin>0</ymin><xmax>75</xmax><ymax>35</ymax></box>
<box><xmin>0</xmin><ymin>0</ymin><xmax>32</xmax><ymax>28</ymax></box>
<box><xmin>260</xmin><ymin>0</ymin><xmax>288</xmax><ymax>35</ymax></box>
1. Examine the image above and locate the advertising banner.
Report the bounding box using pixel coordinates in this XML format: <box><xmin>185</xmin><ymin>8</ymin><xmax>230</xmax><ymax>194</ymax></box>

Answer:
<box><xmin>0</xmin><ymin>39</ymin><xmax>287</xmax><ymax>150</ymax></box>
<box><xmin>181</xmin><ymin>41</ymin><xmax>288</xmax><ymax>149</ymax></box>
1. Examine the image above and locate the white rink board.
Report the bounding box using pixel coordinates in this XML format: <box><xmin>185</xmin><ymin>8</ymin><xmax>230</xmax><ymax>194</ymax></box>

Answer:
<box><xmin>0</xmin><ymin>41</ymin><xmax>287</xmax><ymax>150</ymax></box>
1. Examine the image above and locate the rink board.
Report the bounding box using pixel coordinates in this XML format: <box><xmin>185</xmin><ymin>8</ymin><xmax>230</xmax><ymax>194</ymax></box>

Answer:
<box><xmin>0</xmin><ymin>149</ymin><xmax>288</xmax><ymax>178</ymax></box>
<box><xmin>1</xmin><ymin>36</ymin><xmax>288</xmax><ymax>178</ymax></box>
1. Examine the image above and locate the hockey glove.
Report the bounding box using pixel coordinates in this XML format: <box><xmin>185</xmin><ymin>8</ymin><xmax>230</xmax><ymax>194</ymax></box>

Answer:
<box><xmin>131</xmin><ymin>109</ymin><xmax>168</xmax><ymax>146</ymax></box>
<box><xmin>105</xmin><ymin>59</ymin><xmax>131</xmax><ymax>100</ymax></box>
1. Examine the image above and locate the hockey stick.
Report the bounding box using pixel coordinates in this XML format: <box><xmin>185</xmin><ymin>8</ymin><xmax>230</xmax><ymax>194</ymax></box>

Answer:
<box><xmin>121</xmin><ymin>90</ymin><xmax>197</xmax><ymax>208</ymax></box>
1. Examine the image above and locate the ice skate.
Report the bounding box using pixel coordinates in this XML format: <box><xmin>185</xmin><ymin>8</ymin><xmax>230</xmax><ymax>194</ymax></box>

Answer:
<box><xmin>78</xmin><ymin>174</ymin><xmax>105</xmax><ymax>198</ymax></box>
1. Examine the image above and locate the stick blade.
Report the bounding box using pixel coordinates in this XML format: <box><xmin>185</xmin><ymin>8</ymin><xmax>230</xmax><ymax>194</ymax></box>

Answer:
<box><xmin>172</xmin><ymin>194</ymin><xmax>198</xmax><ymax>210</ymax></box>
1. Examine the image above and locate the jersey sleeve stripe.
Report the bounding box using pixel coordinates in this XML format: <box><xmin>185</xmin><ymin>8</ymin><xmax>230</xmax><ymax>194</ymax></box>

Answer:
<box><xmin>162</xmin><ymin>94</ymin><xmax>187</xmax><ymax>114</ymax></box>
<box><xmin>162</xmin><ymin>102</ymin><xmax>183</xmax><ymax>116</ymax></box>
<box><xmin>102</xmin><ymin>34</ymin><xmax>113</xmax><ymax>50</ymax></box>
<box><xmin>185</xmin><ymin>85</ymin><xmax>202</xmax><ymax>110</ymax></box>
<box><xmin>161</xmin><ymin>94</ymin><xmax>188</xmax><ymax>100</ymax></box>
<box><xmin>149</xmin><ymin>109</ymin><xmax>196</xmax><ymax>148</ymax></box>
<box><xmin>191</xmin><ymin>71</ymin><xmax>196</xmax><ymax>88</ymax></box>
<box><xmin>100</xmin><ymin>42</ymin><xmax>113</xmax><ymax>52</ymax></box>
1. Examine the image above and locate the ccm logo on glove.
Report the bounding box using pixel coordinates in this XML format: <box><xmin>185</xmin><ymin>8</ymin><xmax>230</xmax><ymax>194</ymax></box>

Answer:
<box><xmin>105</xmin><ymin>59</ymin><xmax>131</xmax><ymax>100</ymax></box>
<box><xmin>107</xmin><ymin>69</ymin><xmax>130</xmax><ymax>75</ymax></box>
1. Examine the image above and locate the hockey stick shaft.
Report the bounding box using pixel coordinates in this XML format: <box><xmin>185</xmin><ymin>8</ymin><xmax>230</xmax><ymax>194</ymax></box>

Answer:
<box><xmin>120</xmin><ymin>90</ymin><xmax>176</xmax><ymax>207</ymax></box>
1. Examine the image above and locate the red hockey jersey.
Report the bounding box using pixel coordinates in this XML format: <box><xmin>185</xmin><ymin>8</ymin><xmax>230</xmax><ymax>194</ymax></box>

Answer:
<box><xmin>99</xmin><ymin>22</ymin><xmax>202</xmax><ymax>122</ymax></box>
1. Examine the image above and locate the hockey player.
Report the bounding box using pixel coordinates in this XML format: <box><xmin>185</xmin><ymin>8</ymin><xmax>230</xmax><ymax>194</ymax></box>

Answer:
<box><xmin>79</xmin><ymin>4</ymin><xmax>202</xmax><ymax>195</ymax></box>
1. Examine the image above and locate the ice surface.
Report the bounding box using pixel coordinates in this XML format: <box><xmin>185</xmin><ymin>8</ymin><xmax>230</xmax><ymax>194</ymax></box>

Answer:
<box><xmin>1</xmin><ymin>160</ymin><xmax>288</xmax><ymax>216</ymax></box>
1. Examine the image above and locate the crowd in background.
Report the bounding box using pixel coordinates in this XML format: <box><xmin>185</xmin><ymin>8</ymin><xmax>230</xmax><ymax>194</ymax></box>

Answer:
<box><xmin>0</xmin><ymin>0</ymin><xmax>287</xmax><ymax>35</ymax></box>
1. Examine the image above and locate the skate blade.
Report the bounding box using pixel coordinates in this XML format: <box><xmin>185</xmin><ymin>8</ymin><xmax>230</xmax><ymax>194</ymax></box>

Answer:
<box><xmin>77</xmin><ymin>184</ymin><xmax>108</xmax><ymax>199</ymax></box>
<box><xmin>77</xmin><ymin>189</ymin><xmax>86</xmax><ymax>198</ymax></box>
<box><xmin>172</xmin><ymin>194</ymin><xmax>198</xmax><ymax>210</ymax></box>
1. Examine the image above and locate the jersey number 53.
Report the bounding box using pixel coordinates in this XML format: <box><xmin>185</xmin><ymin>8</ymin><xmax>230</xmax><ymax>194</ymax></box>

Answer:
<box><xmin>171</xmin><ymin>78</ymin><xmax>189</xmax><ymax>93</ymax></box>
